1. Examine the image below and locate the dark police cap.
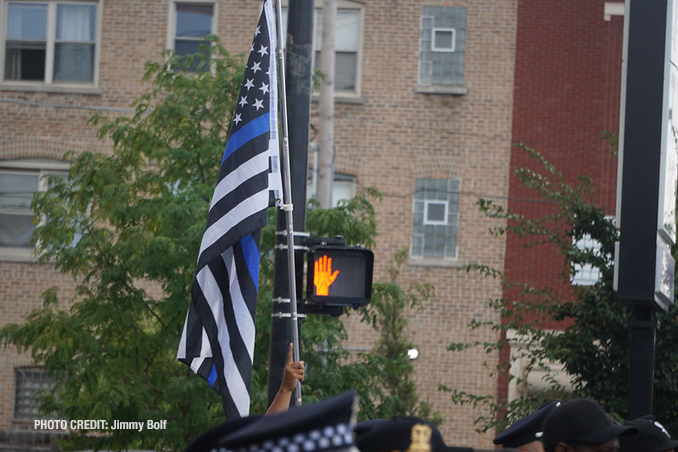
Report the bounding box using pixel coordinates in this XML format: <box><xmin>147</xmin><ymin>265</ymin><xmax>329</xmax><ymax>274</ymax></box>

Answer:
<box><xmin>354</xmin><ymin>419</ymin><xmax>387</xmax><ymax>436</ymax></box>
<box><xmin>184</xmin><ymin>416</ymin><xmax>262</xmax><ymax>452</ymax></box>
<box><xmin>542</xmin><ymin>398</ymin><xmax>637</xmax><ymax>451</ymax></box>
<box><xmin>619</xmin><ymin>416</ymin><xmax>678</xmax><ymax>452</ymax></box>
<box><xmin>355</xmin><ymin>416</ymin><xmax>473</xmax><ymax>452</ymax></box>
<box><xmin>493</xmin><ymin>401</ymin><xmax>560</xmax><ymax>448</ymax></box>
<box><xmin>216</xmin><ymin>391</ymin><xmax>357</xmax><ymax>452</ymax></box>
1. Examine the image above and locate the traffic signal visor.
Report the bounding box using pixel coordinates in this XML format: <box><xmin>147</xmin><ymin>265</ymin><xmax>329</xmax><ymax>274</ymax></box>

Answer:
<box><xmin>307</xmin><ymin>246</ymin><xmax>374</xmax><ymax>307</ymax></box>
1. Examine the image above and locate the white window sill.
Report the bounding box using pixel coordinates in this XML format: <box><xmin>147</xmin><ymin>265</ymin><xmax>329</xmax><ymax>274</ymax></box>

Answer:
<box><xmin>415</xmin><ymin>85</ymin><xmax>468</xmax><ymax>95</ymax></box>
<box><xmin>0</xmin><ymin>247</ymin><xmax>37</xmax><ymax>263</ymax></box>
<box><xmin>407</xmin><ymin>257</ymin><xmax>463</xmax><ymax>268</ymax></box>
<box><xmin>0</xmin><ymin>82</ymin><xmax>102</xmax><ymax>96</ymax></box>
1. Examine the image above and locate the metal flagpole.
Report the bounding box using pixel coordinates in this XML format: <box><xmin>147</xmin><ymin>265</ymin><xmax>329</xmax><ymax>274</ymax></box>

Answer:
<box><xmin>273</xmin><ymin>0</ymin><xmax>302</xmax><ymax>407</ymax></box>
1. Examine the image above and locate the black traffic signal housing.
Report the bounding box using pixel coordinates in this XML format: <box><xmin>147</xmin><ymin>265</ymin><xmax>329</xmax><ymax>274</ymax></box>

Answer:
<box><xmin>306</xmin><ymin>245</ymin><xmax>374</xmax><ymax>307</ymax></box>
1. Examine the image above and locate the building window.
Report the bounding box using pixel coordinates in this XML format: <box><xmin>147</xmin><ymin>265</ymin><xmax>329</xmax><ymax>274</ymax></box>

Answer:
<box><xmin>313</xmin><ymin>2</ymin><xmax>362</xmax><ymax>95</ymax></box>
<box><xmin>411</xmin><ymin>178</ymin><xmax>459</xmax><ymax>260</ymax></box>
<box><xmin>419</xmin><ymin>6</ymin><xmax>467</xmax><ymax>87</ymax></box>
<box><xmin>571</xmin><ymin>233</ymin><xmax>602</xmax><ymax>286</ymax></box>
<box><xmin>170</xmin><ymin>1</ymin><xmax>215</xmax><ymax>71</ymax></box>
<box><xmin>2</xmin><ymin>0</ymin><xmax>99</xmax><ymax>85</ymax></box>
<box><xmin>431</xmin><ymin>28</ymin><xmax>456</xmax><ymax>52</ymax></box>
<box><xmin>281</xmin><ymin>1</ymin><xmax>363</xmax><ymax>97</ymax></box>
<box><xmin>14</xmin><ymin>367</ymin><xmax>56</xmax><ymax>419</ymax></box>
<box><xmin>570</xmin><ymin>216</ymin><xmax>614</xmax><ymax>286</ymax></box>
<box><xmin>307</xmin><ymin>169</ymin><xmax>356</xmax><ymax>208</ymax></box>
<box><xmin>0</xmin><ymin>159</ymin><xmax>68</xmax><ymax>259</ymax></box>
<box><xmin>330</xmin><ymin>173</ymin><xmax>355</xmax><ymax>207</ymax></box>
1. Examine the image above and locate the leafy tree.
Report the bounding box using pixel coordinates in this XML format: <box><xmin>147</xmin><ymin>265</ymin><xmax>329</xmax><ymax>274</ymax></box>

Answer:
<box><xmin>448</xmin><ymin>143</ymin><xmax>678</xmax><ymax>434</ymax></box>
<box><xmin>249</xmin><ymin>190</ymin><xmax>383</xmax><ymax>413</ymax></box>
<box><xmin>1</xmin><ymin>44</ymin><xmax>440</xmax><ymax>450</ymax></box>
<box><xmin>354</xmin><ymin>248</ymin><xmax>442</xmax><ymax>423</ymax></box>
<box><xmin>252</xmin><ymin>195</ymin><xmax>442</xmax><ymax>424</ymax></box>
<box><xmin>1</xmin><ymin>45</ymin><xmax>243</xmax><ymax>451</ymax></box>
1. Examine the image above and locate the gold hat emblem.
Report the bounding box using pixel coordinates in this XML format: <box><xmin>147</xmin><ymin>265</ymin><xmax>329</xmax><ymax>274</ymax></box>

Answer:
<box><xmin>406</xmin><ymin>424</ymin><xmax>433</xmax><ymax>452</ymax></box>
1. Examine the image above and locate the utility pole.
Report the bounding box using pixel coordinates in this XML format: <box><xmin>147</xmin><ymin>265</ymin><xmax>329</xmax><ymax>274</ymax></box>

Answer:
<box><xmin>316</xmin><ymin>0</ymin><xmax>336</xmax><ymax>208</ymax></box>
<box><xmin>267</xmin><ymin>0</ymin><xmax>315</xmax><ymax>406</ymax></box>
<box><xmin>615</xmin><ymin>0</ymin><xmax>677</xmax><ymax>419</ymax></box>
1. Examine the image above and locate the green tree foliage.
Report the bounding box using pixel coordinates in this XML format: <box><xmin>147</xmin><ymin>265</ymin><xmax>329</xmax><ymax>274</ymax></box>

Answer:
<box><xmin>249</xmin><ymin>190</ymin><xmax>383</xmax><ymax>413</ymax></box>
<box><xmin>449</xmin><ymin>143</ymin><xmax>678</xmax><ymax>434</ymax></box>
<box><xmin>252</xmin><ymin>194</ymin><xmax>441</xmax><ymax>424</ymax></box>
<box><xmin>1</xmin><ymin>45</ymin><xmax>244</xmax><ymax>451</ymax></box>
<box><xmin>354</xmin><ymin>248</ymin><xmax>442</xmax><ymax>424</ymax></box>
<box><xmin>0</xmin><ymin>44</ymin><xmax>440</xmax><ymax>450</ymax></box>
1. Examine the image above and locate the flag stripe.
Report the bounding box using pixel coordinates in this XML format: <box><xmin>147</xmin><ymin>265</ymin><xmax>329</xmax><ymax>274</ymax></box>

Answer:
<box><xmin>222</xmin><ymin>113</ymin><xmax>271</xmax><ymax>163</ymax></box>
<box><xmin>198</xmin><ymin>190</ymin><xmax>269</xmax><ymax>268</ymax></box>
<box><xmin>190</xmin><ymin>271</ymin><xmax>244</xmax><ymax>416</ymax></box>
<box><xmin>212</xmin><ymin>136</ymin><xmax>270</xmax><ymax>211</ymax></box>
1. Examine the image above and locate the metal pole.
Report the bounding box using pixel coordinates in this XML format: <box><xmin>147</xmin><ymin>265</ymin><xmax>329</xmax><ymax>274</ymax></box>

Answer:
<box><xmin>627</xmin><ymin>306</ymin><xmax>658</xmax><ymax>418</ymax></box>
<box><xmin>616</xmin><ymin>0</ymin><xmax>674</xmax><ymax>417</ymax></box>
<box><xmin>274</xmin><ymin>0</ymin><xmax>302</xmax><ymax>407</ymax></box>
<box><xmin>267</xmin><ymin>0</ymin><xmax>313</xmax><ymax>408</ymax></box>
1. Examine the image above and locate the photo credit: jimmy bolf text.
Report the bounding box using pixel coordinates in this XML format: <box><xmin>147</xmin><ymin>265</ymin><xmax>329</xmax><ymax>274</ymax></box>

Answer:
<box><xmin>34</xmin><ymin>420</ymin><xmax>168</xmax><ymax>431</ymax></box>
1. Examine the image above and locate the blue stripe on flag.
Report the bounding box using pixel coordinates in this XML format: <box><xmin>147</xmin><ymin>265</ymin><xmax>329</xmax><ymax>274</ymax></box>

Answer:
<box><xmin>222</xmin><ymin>114</ymin><xmax>270</xmax><ymax>163</ymax></box>
<box><xmin>240</xmin><ymin>234</ymin><xmax>260</xmax><ymax>290</ymax></box>
<box><xmin>208</xmin><ymin>365</ymin><xmax>218</xmax><ymax>386</ymax></box>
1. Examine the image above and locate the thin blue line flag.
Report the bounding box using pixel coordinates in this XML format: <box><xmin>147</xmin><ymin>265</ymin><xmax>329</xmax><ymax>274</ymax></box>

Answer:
<box><xmin>177</xmin><ymin>0</ymin><xmax>281</xmax><ymax>419</ymax></box>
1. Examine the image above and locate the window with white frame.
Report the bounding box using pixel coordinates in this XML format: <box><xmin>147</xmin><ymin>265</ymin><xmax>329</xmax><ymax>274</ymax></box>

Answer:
<box><xmin>570</xmin><ymin>215</ymin><xmax>614</xmax><ymax>286</ymax></box>
<box><xmin>15</xmin><ymin>367</ymin><xmax>56</xmax><ymax>419</ymax></box>
<box><xmin>307</xmin><ymin>170</ymin><xmax>356</xmax><ymax>208</ymax></box>
<box><xmin>571</xmin><ymin>233</ymin><xmax>602</xmax><ymax>286</ymax></box>
<box><xmin>0</xmin><ymin>159</ymin><xmax>68</xmax><ymax>257</ymax></box>
<box><xmin>419</xmin><ymin>6</ymin><xmax>467</xmax><ymax>87</ymax></box>
<box><xmin>169</xmin><ymin>1</ymin><xmax>215</xmax><ymax>71</ymax></box>
<box><xmin>330</xmin><ymin>173</ymin><xmax>355</xmax><ymax>207</ymax></box>
<box><xmin>313</xmin><ymin>3</ymin><xmax>362</xmax><ymax>95</ymax></box>
<box><xmin>411</xmin><ymin>178</ymin><xmax>460</xmax><ymax>260</ymax></box>
<box><xmin>281</xmin><ymin>1</ymin><xmax>363</xmax><ymax>96</ymax></box>
<box><xmin>2</xmin><ymin>0</ymin><xmax>99</xmax><ymax>85</ymax></box>
<box><xmin>570</xmin><ymin>216</ymin><xmax>615</xmax><ymax>286</ymax></box>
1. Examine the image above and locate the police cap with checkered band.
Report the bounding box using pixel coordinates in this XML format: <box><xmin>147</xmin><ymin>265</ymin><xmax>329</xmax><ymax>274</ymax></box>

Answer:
<box><xmin>215</xmin><ymin>391</ymin><xmax>357</xmax><ymax>452</ymax></box>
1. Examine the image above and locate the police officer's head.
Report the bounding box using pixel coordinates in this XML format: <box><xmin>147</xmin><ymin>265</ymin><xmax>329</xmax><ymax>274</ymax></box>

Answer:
<box><xmin>493</xmin><ymin>401</ymin><xmax>560</xmax><ymax>452</ymax></box>
<box><xmin>185</xmin><ymin>391</ymin><xmax>357</xmax><ymax>452</ymax></box>
<box><xmin>355</xmin><ymin>417</ymin><xmax>473</xmax><ymax>452</ymax></box>
<box><xmin>618</xmin><ymin>416</ymin><xmax>678</xmax><ymax>452</ymax></box>
<box><xmin>541</xmin><ymin>399</ymin><xmax>637</xmax><ymax>452</ymax></box>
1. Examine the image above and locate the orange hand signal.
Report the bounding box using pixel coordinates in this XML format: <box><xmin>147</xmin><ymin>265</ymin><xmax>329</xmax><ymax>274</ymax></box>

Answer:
<box><xmin>314</xmin><ymin>254</ymin><xmax>339</xmax><ymax>296</ymax></box>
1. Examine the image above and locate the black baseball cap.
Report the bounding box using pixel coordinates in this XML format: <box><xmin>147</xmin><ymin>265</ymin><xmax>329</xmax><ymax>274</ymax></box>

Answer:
<box><xmin>493</xmin><ymin>401</ymin><xmax>560</xmax><ymax>448</ymax></box>
<box><xmin>541</xmin><ymin>399</ymin><xmax>637</xmax><ymax>451</ymax></box>
<box><xmin>619</xmin><ymin>417</ymin><xmax>678</xmax><ymax>452</ymax></box>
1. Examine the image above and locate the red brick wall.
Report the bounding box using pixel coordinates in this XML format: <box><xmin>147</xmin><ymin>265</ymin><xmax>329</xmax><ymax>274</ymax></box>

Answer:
<box><xmin>498</xmin><ymin>0</ymin><xmax>625</xmax><ymax>405</ymax></box>
<box><xmin>507</xmin><ymin>0</ymin><xmax>623</xmax><ymax>314</ymax></box>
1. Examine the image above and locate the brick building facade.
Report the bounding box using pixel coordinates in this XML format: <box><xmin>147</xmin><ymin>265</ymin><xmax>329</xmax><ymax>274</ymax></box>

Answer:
<box><xmin>0</xmin><ymin>0</ymin><xmax>629</xmax><ymax>449</ymax></box>
<box><xmin>501</xmin><ymin>0</ymin><xmax>625</xmax><ymax>402</ymax></box>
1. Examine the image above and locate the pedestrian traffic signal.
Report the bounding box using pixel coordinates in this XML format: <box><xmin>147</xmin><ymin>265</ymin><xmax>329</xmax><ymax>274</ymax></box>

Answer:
<box><xmin>306</xmin><ymin>245</ymin><xmax>374</xmax><ymax>307</ymax></box>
